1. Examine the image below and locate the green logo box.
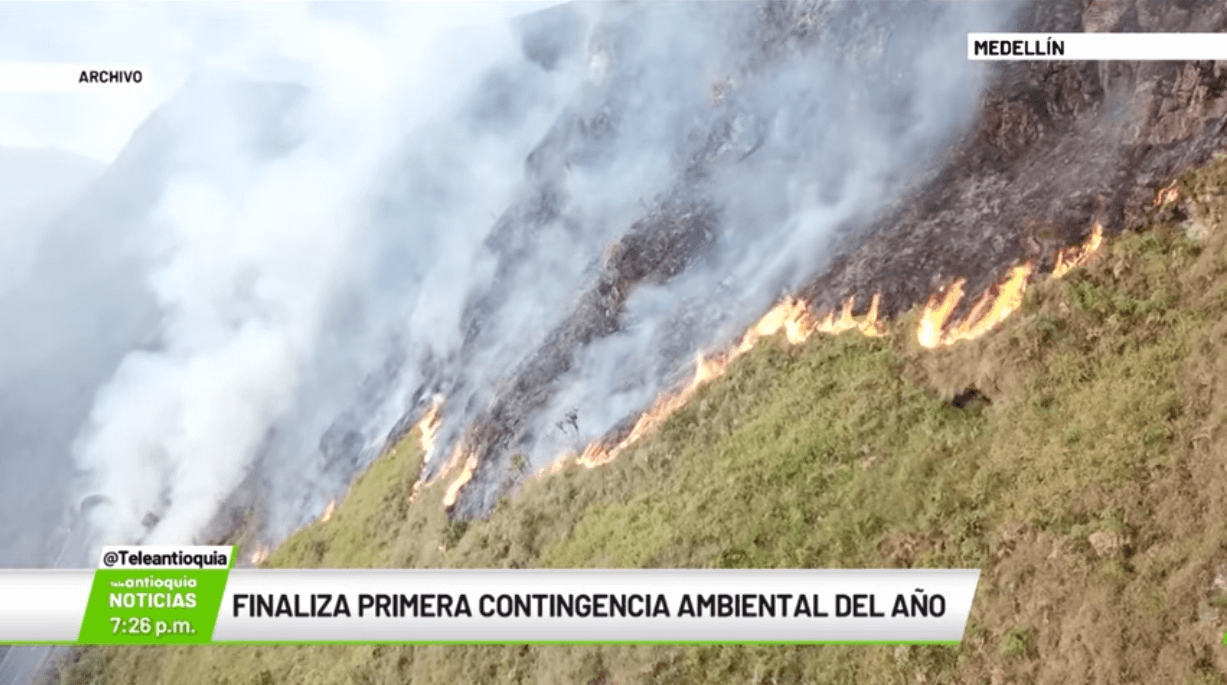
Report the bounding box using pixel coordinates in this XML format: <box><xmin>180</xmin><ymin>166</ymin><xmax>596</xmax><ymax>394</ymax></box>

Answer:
<box><xmin>78</xmin><ymin>567</ymin><xmax>231</xmax><ymax>644</ymax></box>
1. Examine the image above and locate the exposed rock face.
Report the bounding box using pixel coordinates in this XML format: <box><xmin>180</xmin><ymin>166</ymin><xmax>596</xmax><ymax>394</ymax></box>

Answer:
<box><xmin>1082</xmin><ymin>0</ymin><xmax>1131</xmax><ymax>33</ymax></box>
<box><xmin>437</xmin><ymin>0</ymin><xmax>958</xmax><ymax>517</ymax></box>
<box><xmin>800</xmin><ymin>0</ymin><xmax>1227</xmax><ymax>323</ymax></box>
<box><xmin>436</xmin><ymin>0</ymin><xmax>1227</xmax><ymax>519</ymax></box>
<box><xmin>802</xmin><ymin>1</ymin><xmax>1227</xmax><ymax>323</ymax></box>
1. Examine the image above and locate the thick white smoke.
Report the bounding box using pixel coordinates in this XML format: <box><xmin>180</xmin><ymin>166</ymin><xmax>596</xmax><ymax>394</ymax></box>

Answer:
<box><xmin>54</xmin><ymin>2</ymin><xmax>575</xmax><ymax>556</ymax></box>
<box><xmin>0</xmin><ymin>3</ymin><xmax>1017</xmax><ymax>681</ymax></box>
<box><xmin>411</xmin><ymin>1</ymin><xmax>1017</xmax><ymax>512</ymax></box>
<box><xmin>0</xmin><ymin>1</ymin><xmax>1017</xmax><ymax>572</ymax></box>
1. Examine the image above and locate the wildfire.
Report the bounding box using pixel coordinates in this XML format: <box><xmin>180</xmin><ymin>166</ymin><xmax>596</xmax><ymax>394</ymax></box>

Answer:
<box><xmin>576</xmin><ymin>373</ymin><xmax>693</xmax><ymax>469</ymax></box>
<box><xmin>437</xmin><ymin>221</ymin><xmax>1110</xmax><ymax>501</ymax></box>
<box><xmin>250</xmin><ymin>546</ymin><xmax>270</xmax><ymax>566</ymax></box>
<box><xmin>917</xmin><ymin>223</ymin><xmax>1105</xmax><ymax>349</ymax></box>
<box><xmin>442</xmin><ymin>452</ymin><xmax>478</xmax><ymax>507</ymax></box>
<box><xmin>572</xmin><ymin>223</ymin><xmax>1109</xmax><ymax>470</ymax></box>
<box><xmin>949</xmin><ymin>263</ymin><xmax>1034</xmax><ymax>343</ymax></box>
<box><xmin>1051</xmin><ymin>223</ymin><xmax>1105</xmax><ymax>279</ymax></box>
<box><xmin>813</xmin><ymin>293</ymin><xmax>887</xmax><ymax>338</ymax></box>
<box><xmin>403</xmin><ymin>397</ymin><xmax>447</xmax><ymax>506</ymax></box>
<box><xmin>417</xmin><ymin>395</ymin><xmax>444</xmax><ymax>456</ymax></box>
<box><xmin>319</xmin><ymin>499</ymin><xmax>336</xmax><ymax>524</ymax></box>
<box><xmin>916</xmin><ymin>279</ymin><xmax>966</xmax><ymax>349</ymax></box>
<box><xmin>575</xmin><ymin>293</ymin><xmax>883</xmax><ymax>468</ymax></box>
<box><xmin>917</xmin><ymin>262</ymin><xmax>1035</xmax><ymax>349</ymax></box>
<box><xmin>1154</xmin><ymin>183</ymin><xmax>1180</xmax><ymax>208</ymax></box>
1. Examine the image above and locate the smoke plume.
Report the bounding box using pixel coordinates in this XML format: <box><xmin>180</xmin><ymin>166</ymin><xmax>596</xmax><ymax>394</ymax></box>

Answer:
<box><xmin>0</xmin><ymin>1</ymin><xmax>1014</xmax><ymax>571</ymax></box>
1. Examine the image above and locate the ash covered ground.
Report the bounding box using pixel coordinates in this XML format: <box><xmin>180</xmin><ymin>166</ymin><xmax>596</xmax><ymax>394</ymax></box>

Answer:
<box><xmin>431</xmin><ymin>0</ymin><xmax>1227</xmax><ymax>520</ymax></box>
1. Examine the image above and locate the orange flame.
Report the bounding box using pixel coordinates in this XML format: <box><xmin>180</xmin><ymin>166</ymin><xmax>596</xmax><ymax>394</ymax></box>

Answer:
<box><xmin>442</xmin><ymin>451</ymin><xmax>478</xmax><ymax>507</ymax></box>
<box><xmin>1154</xmin><ymin>183</ymin><xmax>1180</xmax><ymax>208</ymax></box>
<box><xmin>406</xmin><ymin>441</ymin><xmax>467</xmax><ymax>507</ymax></box>
<box><xmin>459</xmin><ymin>224</ymin><xmax>1111</xmax><ymax>498</ymax></box>
<box><xmin>417</xmin><ymin>395</ymin><xmax>444</xmax><ymax>456</ymax></box>
<box><xmin>573</xmin><ymin>294</ymin><xmax>882</xmax><ymax>469</ymax></box>
<box><xmin>917</xmin><ymin>262</ymin><xmax>1035</xmax><ymax>349</ymax></box>
<box><xmin>947</xmin><ymin>262</ymin><xmax>1034</xmax><ymax>344</ymax></box>
<box><xmin>814</xmin><ymin>293</ymin><xmax>886</xmax><ymax>338</ymax></box>
<box><xmin>319</xmin><ymin>499</ymin><xmax>336</xmax><ymax>524</ymax></box>
<box><xmin>1051</xmin><ymin>223</ymin><xmax>1105</xmax><ymax>279</ymax></box>
<box><xmin>404</xmin><ymin>396</ymin><xmax>448</xmax><ymax>506</ymax></box>
<box><xmin>917</xmin><ymin>279</ymin><xmax>964</xmax><ymax>349</ymax></box>
<box><xmin>427</xmin><ymin>417</ymin><xmax>478</xmax><ymax>506</ymax></box>
<box><xmin>917</xmin><ymin>223</ymin><xmax>1105</xmax><ymax>349</ymax></box>
<box><xmin>250</xmin><ymin>546</ymin><xmax>270</xmax><ymax>565</ymax></box>
<box><xmin>746</xmin><ymin>297</ymin><xmax>815</xmax><ymax>346</ymax></box>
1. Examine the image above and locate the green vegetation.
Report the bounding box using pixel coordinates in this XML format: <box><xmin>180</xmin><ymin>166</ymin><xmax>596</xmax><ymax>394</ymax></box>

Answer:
<box><xmin>998</xmin><ymin>625</ymin><xmax>1033</xmax><ymax>659</ymax></box>
<box><xmin>51</xmin><ymin>157</ymin><xmax>1227</xmax><ymax>683</ymax></box>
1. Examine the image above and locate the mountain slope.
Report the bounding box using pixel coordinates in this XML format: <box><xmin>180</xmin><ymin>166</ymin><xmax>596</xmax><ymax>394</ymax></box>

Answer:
<box><xmin>441</xmin><ymin>0</ymin><xmax>1227</xmax><ymax>520</ymax></box>
<box><xmin>52</xmin><ymin>154</ymin><xmax>1227</xmax><ymax>685</ymax></box>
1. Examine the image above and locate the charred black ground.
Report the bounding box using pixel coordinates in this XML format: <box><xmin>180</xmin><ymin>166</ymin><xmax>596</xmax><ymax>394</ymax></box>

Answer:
<box><xmin>803</xmin><ymin>1</ymin><xmax>1227</xmax><ymax>322</ymax></box>
<box><xmin>420</xmin><ymin>0</ymin><xmax>1227</xmax><ymax>520</ymax></box>
<box><xmin>187</xmin><ymin>0</ymin><xmax>1227</xmax><ymax>540</ymax></box>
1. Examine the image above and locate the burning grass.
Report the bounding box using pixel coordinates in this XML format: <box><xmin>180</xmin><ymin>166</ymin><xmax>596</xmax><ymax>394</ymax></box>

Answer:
<box><xmin>562</xmin><ymin>223</ymin><xmax>1097</xmax><ymax>476</ymax></box>
<box><xmin>567</xmin><ymin>291</ymin><xmax>889</xmax><ymax>470</ymax></box>
<box><xmin>416</xmin><ymin>395</ymin><xmax>443</xmax><ymax>458</ymax></box>
<box><xmin>575</xmin><ymin>295</ymin><xmax>830</xmax><ymax>468</ymax></box>
<box><xmin>50</xmin><ymin>158</ymin><xmax>1227</xmax><ymax>685</ymax></box>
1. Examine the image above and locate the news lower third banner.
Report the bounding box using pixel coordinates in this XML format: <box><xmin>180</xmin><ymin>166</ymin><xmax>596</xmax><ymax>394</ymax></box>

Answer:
<box><xmin>969</xmin><ymin>33</ymin><xmax>1227</xmax><ymax>61</ymax></box>
<box><xmin>0</xmin><ymin>546</ymin><xmax>981</xmax><ymax>645</ymax></box>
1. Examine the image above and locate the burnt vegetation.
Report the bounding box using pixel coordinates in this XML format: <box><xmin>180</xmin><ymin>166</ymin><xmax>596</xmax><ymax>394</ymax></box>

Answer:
<box><xmin>431</xmin><ymin>0</ymin><xmax>1227</xmax><ymax>519</ymax></box>
<box><xmin>56</xmin><ymin>154</ymin><xmax>1227</xmax><ymax>681</ymax></box>
<box><xmin>48</xmin><ymin>0</ymin><xmax>1227</xmax><ymax>683</ymax></box>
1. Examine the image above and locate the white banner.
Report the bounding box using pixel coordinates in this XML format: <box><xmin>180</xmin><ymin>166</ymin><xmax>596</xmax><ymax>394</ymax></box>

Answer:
<box><xmin>0</xmin><ymin>63</ymin><xmax>149</xmax><ymax>92</ymax></box>
<box><xmin>213</xmin><ymin>569</ymin><xmax>980</xmax><ymax>643</ymax></box>
<box><xmin>0</xmin><ymin>571</ymin><xmax>93</xmax><ymax>642</ymax></box>
<box><xmin>969</xmin><ymin>33</ymin><xmax>1227</xmax><ymax>61</ymax></box>
<box><xmin>0</xmin><ymin>568</ymin><xmax>981</xmax><ymax>643</ymax></box>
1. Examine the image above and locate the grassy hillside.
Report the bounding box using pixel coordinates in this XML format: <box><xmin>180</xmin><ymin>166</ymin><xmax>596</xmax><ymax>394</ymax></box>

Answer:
<box><xmin>52</xmin><ymin>156</ymin><xmax>1227</xmax><ymax>684</ymax></box>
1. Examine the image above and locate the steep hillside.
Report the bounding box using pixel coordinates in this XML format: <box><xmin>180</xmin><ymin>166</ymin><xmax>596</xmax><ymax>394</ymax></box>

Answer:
<box><xmin>51</xmin><ymin>155</ymin><xmax>1227</xmax><ymax>685</ymax></box>
<box><xmin>444</xmin><ymin>0</ymin><xmax>1227</xmax><ymax>520</ymax></box>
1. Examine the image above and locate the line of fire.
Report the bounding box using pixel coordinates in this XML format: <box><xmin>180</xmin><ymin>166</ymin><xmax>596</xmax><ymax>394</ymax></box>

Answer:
<box><xmin>338</xmin><ymin>215</ymin><xmax>1111</xmax><ymax>536</ymax></box>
